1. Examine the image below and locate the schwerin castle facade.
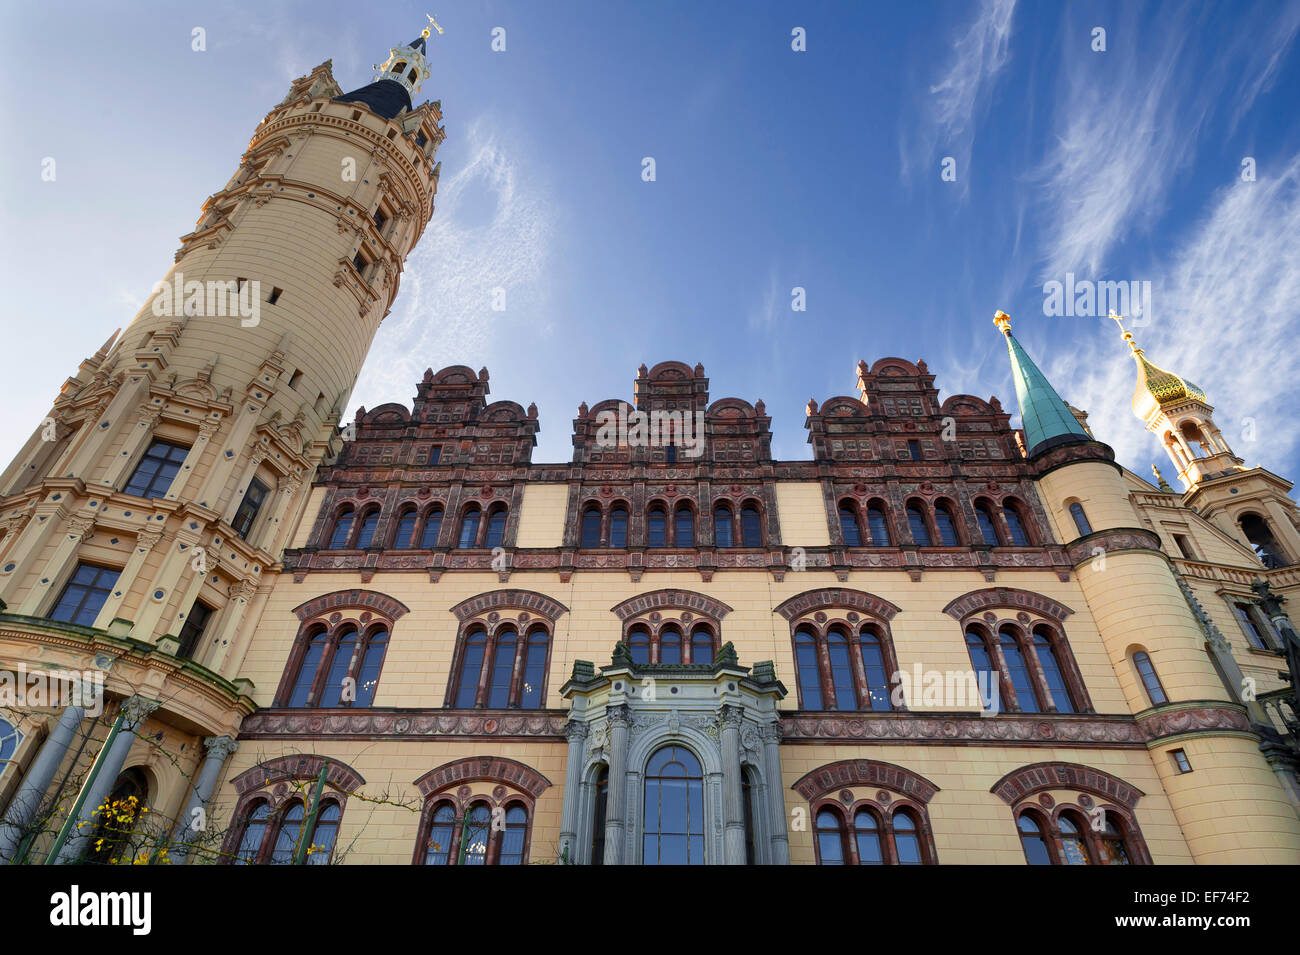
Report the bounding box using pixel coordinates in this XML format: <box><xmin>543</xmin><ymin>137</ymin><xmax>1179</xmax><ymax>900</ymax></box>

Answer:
<box><xmin>1</xmin><ymin>27</ymin><xmax>1299</xmax><ymax>867</ymax></box>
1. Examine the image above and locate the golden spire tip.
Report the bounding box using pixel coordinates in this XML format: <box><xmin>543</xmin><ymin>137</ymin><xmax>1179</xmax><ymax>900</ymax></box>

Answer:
<box><xmin>992</xmin><ymin>310</ymin><xmax>1011</xmax><ymax>334</ymax></box>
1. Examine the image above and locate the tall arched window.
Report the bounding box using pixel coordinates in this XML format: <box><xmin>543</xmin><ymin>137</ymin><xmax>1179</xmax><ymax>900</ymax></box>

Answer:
<box><xmin>794</xmin><ymin>622</ymin><xmax>901</xmax><ymax>712</ymax></box>
<box><xmin>308</xmin><ymin>803</ymin><xmax>341</xmax><ymax>865</ymax></box>
<box><xmin>499</xmin><ymin>805</ymin><xmax>528</xmax><ymax>865</ymax></box>
<box><xmin>741</xmin><ymin>504</ymin><xmax>762</xmax><ymax>547</ymax></box>
<box><xmin>392</xmin><ymin>506</ymin><xmax>418</xmax><ymax>548</ymax></box>
<box><xmin>934</xmin><ymin>503</ymin><xmax>960</xmax><ymax>545</ymax></box>
<box><xmin>892</xmin><ymin>810</ymin><xmax>922</xmax><ymax>865</ymax></box>
<box><xmin>487</xmin><ymin>630</ymin><xmax>517</xmax><ymax>707</ymax></box>
<box><xmin>423</xmin><ymin>803</ymin><xmax>456</xmax><ymax>865</ymax></box>
<box><xmin>839</xmin><ymin>502</ymin><xmax>862</xmax><ymax>546</ymax></box>
<box><xmin>999</xmin><ymin>627</ymin><xmax>1041</xmax><ymax>712</ymax></box>
<box><xmin>1018</xmin><ymin>811</ymin><xmax>1052</xmax><ymax>865</ymax></box>
<box><xmin>484</xmin><ymin>506</ymin><xmax>507</xmax><ymax>548</ymax></box>
<box><xmin>419</xmin><ymin>507</ymin><xmax>443</xmax><ymax>548</ymax></box>
<box><xmin>1059</xmin><ymin>812</ymin><xmax>1092</xmax><ymax>865</ymax></box>
<box><xmin>318</xmin><ymin>628</ymin><xmax>357</xmax><ymax>706</ymax></box>
<box><xmin>647</xmin><ymin>506</ymin><xmax>667</xmax><ymax>548</ymax></box>
<box><xmin>591</xmin><ymin>766</ymin><xmax>609</xmax><ymax>866</ymax></box>
<box><xmin>1032</xmin><ymin>628</ymin><xmax>1075</xmax><ymax>713</ymax></box>
<box><xmin>675</xmin><ymin>504</ymin><xmax>695</xmax><ymax>547</ymax></box>
<box><xmin>690</xmin><ymin>626</ymin><xmax>714</xmax><ymax>664</ymax></box>
<box><xmin>454</xmin><ymin>631</ymin><xmax>488</xmax><ymax>707</ymax></box>
<box><xmin>1240</xmin><ymin>513</ymin><xmax>1290</xmax><ymax>567</ymax></box>
<box><xmin>643</xmin><ymin>746</ymin><xmax>705</xmax><ymax>865</ymax></box>
<box><xmin>283</xmin><ymin>623</ymin><xmax>392</xmax><ymax>709</ymax></box>
<box><xmin>795</xmin><ymin>629</ymin><xmax>824</xmax><ymax>709</ymax></box>
<box><xmin>609</xmin><ymin>507</ymin><xmax>628</xmax><ymax>548</ymax></box>
<box><xmin>458</xmin><ymin>506</ymin><xmax>481</xmax><ymax>548</ymax></box>
<box><xmin>1003</xmin><ymin>503</ymin><xmax>1030</xmax><ymax>545</ymax></box>
<box><xmin>628</xmin><ymin>627</ymin><xmax>651</xmax><ymax>665</ymax></box>
<box><xmin>269</xmin><ymin>801</ymin><xmax>306</xmax><ymax>864</ymax></box>
<box><xmin>1069</xmin><ymin>502</ymin><xmax>1093</xmax><ymax>536</ymax></box>
<box><xmin>288</xmin><ymin>629</ymin><xmax>328</xmax><ymax>707</ymax></box>
<box><xmin>714</xmin><ymin>505</ymin><xmax>733</xmax><ymax>547</ymax></box>
<box><xmin>328</xmin><ymin>508</ymin><xmax>355</xmax><ymax>548</ymax></box>
<box><xmin>854</xmin><ymin>809</ymin><xmax>883</xmax><ymax>865</ymax></box>
<box><xmin>354</xmin><ymin>508</ymin><xmax>380</xmax><ymax>548</ymax></box>
<box><xmin>867</xmin><ymin>504</ymin><xmax>891</xmax><ymax>546</ymax></box>
<box><xmin>975</xmin><ymin>502</ymin><xmax>1000</xmax><ymax>545</ymax></box>
<box><xmin>1133</xmin><ymin>650</ymin><xmax>1167</xmax><ymax>705</ymax></box>
<box><xmin>659</xmin><ymin>626</ymin><xmax>682</xmax><ymax>664</ymax></box>
<box><xmin>581</xmin><ymin>506</ymin><xmax>602</xmax><ymax>548</ymax></box>
<box><xmin>815</xmin><ymin>808</ymin><xmax>847</xmax><ymax>865</ymax></box>
<box><xmin>520</xmin><ymin>629</ymin><xmax>549</xmax><ymax>709</ymax></box>
<box><xmin>907</xmin><ymin>504</ymin><xmax>932</xmax><ymax>546</ymax></box>
<box><xmin>965</xmin><ymin>629</ymin><xmax>998</xmax><ymax>714</ymax></box>
<box><xmin>859</xmin><ymin>627</ymin><xmax>892</xmax><ymax>711</ymax></box>
<box><xmin>1098</xmin><ymin>812</ymin><xmax>1132</xmax><ymax>864</ymax></box>
<box><xmin>826</xmin><ymin>630</ymin><xmax>856</xmax><ymax>710</ymax></box>
<box><xmin>354</xmin><ymin>628</ymin><xmax>388</xmax><ymax>707</ymax></box>
<box><xmin>461</xmin><ymin>803</ymin><xmax>492</xmax><ymax>865</ymax></box>
<box><xmin>234</xmin><ymin>801</ymin><xmax>271</xmax><ymax>864</ymax></box>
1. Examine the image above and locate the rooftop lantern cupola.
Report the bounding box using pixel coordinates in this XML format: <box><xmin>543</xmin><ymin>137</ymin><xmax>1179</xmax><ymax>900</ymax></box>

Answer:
<box><xmin>333</xmin><ymin>15</ymin><xmax>441</xmax><ymax>119</ymax></box>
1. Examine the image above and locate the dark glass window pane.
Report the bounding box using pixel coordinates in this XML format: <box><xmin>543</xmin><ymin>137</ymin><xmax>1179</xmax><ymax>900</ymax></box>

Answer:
<box><xmin>976</xmin><ymin>506</ymin><xmax>999</xmax><ymax>545</ymax></box>
<box><xmin>420</xmin><ymin>510</ymin><xmax>443</xmax><ymax>548</ymax></box>
<box><xmin>893</xmin><ymin>811</ymin><xmax>922</xmax><ymax>864</ymax></box>
<box><xmin>306</xmin><ymin>803</ymin><xmax>340</xmax><ymax>865</ymax></box>
<box><xmin>1070</xmin><ymin>502</ymin><xmax>1093</xmax><ymax>536</ymax></box>
<box><xmin>675</xmin><ymin>507</ymin><xmax>694</xmax><ymax>547</ymax></box>
<box><xmin>124</xmin><ymin>439</ymin><xmax>189</xmax><ymax>499</ymax></box>
<box><xmin>499</xmin><ymin>805</ymin><xmax>528</xmax><ymax>865</ymax></box>
<box><xmin>907</xmin><ymin>506</ymin><xmax>931</xmax><ymax>546</ymax></box>
<box><xmin>591</xmin><ymin>768</ymin><xmax>609</xmax><ymax>865</ymax></box>
<box><xmin>458</xmin><ymin>509</ymin><xmax>480</xmax><ymax>548</ymax></box>
<box><xmin>269</xmin><ymin>802</ymin><xmax>305</xmax><ymax>864</ymax></box>
<box><xmin>1033</xmin><ymin>631</ymin><xmax>1074</xmax><ymax>713</ymax></box>
<box><xmin>742</xmin><ymin>773</ymin><xmax>757</xmax><ymax>865</ymax></box>
<box><xmin>1059</xmin><ymin>814</ymin><xmax>1091</xmax><ymax>865</ymax></box>
<box><xmin>231</xmin><ymin>478</ymin><xmax>269</xmax><ymax>539</ymax></box>
<box><xmin>1018</xmin><ymin>814</ymin><xmax>1052</xmax><ymax>865</ymax></box>
<box><xmin>966</xmin><ymin>631</ymin><xmax>997</xmax><ymax>714</ymax></box>
<box><xmin>1004</xmin><ymin>507</ymin><xmax>1029</xmax><ymax>545</ymax></box>
<box><xmin>1100</xmin><ymin>813</ymin><xmax>1131</xmax><ymax>865</ymax></box>
<box><xmin>691</xmin><ymin>628</ymin><xmax>713</xmax><ymax>665</ymax></box>
<box><xmin>860</xmin><ymin>630</ymin><xmax>892</xmax><ymax>711</ymax></box>
<box><xmin>176</xmin><ymin>601</ymin><xmax>213</xmax><ymax>659</ymax></box>
<box><xmin>629</xmin><ymin>630</ymin><xmax>651</xmax><ymax>665</ymax></box>
<box><xmin>456</xmin><ymin>633</ymin><xmax>487</xmax><ymax>707</ymax></box>
<box><xmin>393</xmin><ymin>510</ymin><xmax>417</xmax><ymax>548</ymax></box>
<box><xmin>424</xmin><ymin>804</ymin><xmax>455</xmax><ymax>865</ymax></box>
<box><xmin>643</xmin><ymin>746</ymin><xmax>705</xmax><ymax>865</ymax></box>
<box><xmin>714</xmin><ymin>508</ymin><xmax>733</xmax><ymax>548</ymax></box>
<box><xmin>1233</xmin><ymin>603</ymin><xmax>1267</xmax><ymax>650</ymax></box>
<box><xmin>647</xmin><ymin>509</ymin><xmax>666</xmax><ymax>548</ymax></box>
<box><xmin>488</xmin><ymin>631</ymin><xmax>516</xmax><ymax>708</ymax></box>
<box><xmin>462</xmin><ymin>804</ymin><xmax>491</xmax><ymax>865</ymax></box>
<box><xmin>827</xmin><ymin>632</ymin><xmax>856</xmax><ymax>709</ymax></box>
<box><xmin>839</xmin><ymin>506</ymin><xmax>862</xmax><ymax>546</ymax></box>
<box><xmin>427</xmin><ymin>446</ymin><xmax>441</xmax><ymax>465</ymax></box>
<box><xmin>289</xmin><ymin>632</ymin><xmax>327</xmax><ymax>707</ymax></box>
<box><xmin>520</xmin><ymin>631</ymin><xmax>548</xmax><ymax>709</ymax></box>
<box><xmin>741</xmin><ymin>507</ymin><xmax>762</xmax><ymax>547</ymax></box>
<box><xmin>660</xmin><ymin>628</ymin><xmax>682</xmax><ymax>664</ymax></box>
<box><xmin>355</xmin><ymin>511</ymin><xmax>379</xmax><ymax>549</ymax></box>
<box><xmin>354</xmin><ymin>630</ymin><xmax>387</xmax><ymax>707</ymax></box>
<box><xmin>1134</xmin><ymin>651</ymin><xmax>1167</xmax><ymax>705</ymax></box>
<box><xmin>484</xmin><ymin>510</ymin><xmax>507</xmax><ymax>548</ymax></box>
<box><xmin>855</xmin><ymin>810</ymin><xmax>883</xmax><ymax>864</ymax></box>
<box><xmin>609</xmin><ymin>508</ymin><xmax>628</xmax><ymax>548</ymax></box>
<box><xmin>935</xmin><ymin>507</ymin><xmax>959</xmax><ymax>545</ymax></box>
<box><xmin>581</xmin><ymin>508</ymin><xmax>602</xmax><ymax>548</ymax></box>
<box><xmin>868</xmin><ymin>507</ymin><xmax>891</xmax><ymax>546</ymax></box>
<box><xmin>796</xmin><ymin>630</ymin><xmax>824</xmax><ymax>709</ymax></box>
<box><xmin>235</xmin><ymin>802</ymin><xmax>269</xmax><ymax>864</ymax></box>
<box><xmin>1000</xmin><ymin>629</ymin><xmax>1039</xmax><ymax>712</ymax></box>
<box><xmin>318</xmin><ymin>631</ymin><xmax>356</xmax><ymax>706</ymax></box>
<box><xmin>329</xmin><ymin>512</ymin><xmax>354</xmax><ymax>548</ymax></box>
<box><xmin>816</xmin><ymin>810</ymin><xmax>845</xmax><ymax>865</ymax></box>
<box><xmin>49</xmin><ymin>563</ymin><xmax>120</xmax><ymax>628</ymax></box>
<box><xmin>907</xmin><ymin>439</ymin><xmax>921</xmax><ymax>461</ymax></box>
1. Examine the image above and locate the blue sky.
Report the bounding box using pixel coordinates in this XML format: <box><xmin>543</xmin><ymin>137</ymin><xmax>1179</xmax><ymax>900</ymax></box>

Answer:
<box><xmin>2</xmin><ymin>0</ymin><xmax>1298</xmax><ymax>487</ymax></box>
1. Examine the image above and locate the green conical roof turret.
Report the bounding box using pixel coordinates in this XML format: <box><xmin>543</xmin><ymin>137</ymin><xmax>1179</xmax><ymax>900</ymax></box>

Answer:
<box><xmin>993</xmin><ymin>310</ymin><xmax>1090</xmax><ymax>458</ymax></box>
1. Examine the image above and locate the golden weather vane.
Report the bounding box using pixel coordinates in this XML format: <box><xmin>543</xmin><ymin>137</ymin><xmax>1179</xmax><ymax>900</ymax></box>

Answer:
<box><xmin>423</xmin><ymin>14</ymin><xmax>444</xmax><ymax>38</ymax></box>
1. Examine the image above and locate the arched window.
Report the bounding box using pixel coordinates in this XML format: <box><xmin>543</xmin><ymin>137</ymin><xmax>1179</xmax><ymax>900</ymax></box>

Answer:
<box><xmin>484</xmin><ymin>506</ymin><xmax>507</xmax><ymax>548</ymax></box>
<box><xmin>423</xmin><ymin>803</ymin><xmax>456</xmax><ymax>865</ymax></box>
<box><xmin>859</xmin><ymin>627</ymin><xmax>892</xmax><ymax>711</ymax></box>
<box><xmin>975</xmin><ymin>502</ymin><xmax>1000</xmax><ymax>545</ymax></box>
<box><xmin>88</xmin><ymin>768</ymin><xmax>148</xmax><ymax>863</ymax></box>
<box><xmin>354</xmin><ymin>508</ymin><xmax>380</xmax><ymax>549</ymax></box>
<box><xmin>458</xmin><ymin>506</ymin><xmax>481</xmax><ymax>548</ymax></box>
<box><xmin>892</xmin><ymin>810</ymin><xmax>922</xmax><ymax>865</ymax></box>
<box><xmin>907</xmin><ymin>504</ymin><xmax>932</xmax><ymax>546</ymax></box>
<box><xmin>288</xmin><ymin>628</ymin><xmax>328</xmax><ymax>707</ymax></box>
<box><xmin>1059</xmin><ymin>812</ymin><xmax>1092</xmax><ymax>865</ymax></box>
<box><xmin>643</xmin><ymin>745</ymin><xmax>705</xmax><ymax>865</ymax></box>
<box><xmin>1133</xmin><ymin>650</ymin><xmax>1167</xmax><ymax>705</ymax></box>
<box><xmin>742</xmin><ymin>771</ymin><xmax>758</xmax><ymax>865</ymax></box>
<box><xmin>1018</xmin><ymin>812</ymin><xmax>1052</xmax><ymax>865</ymax></box>
<box><xmin>867</xmin><ymin>504</ymin><xmax>891</xmax><ymax>546</ymax></box>
<box><xmin>390</xmin><ymin>60</ymin><xmax>407</xmax><ymax>73</ymax></box>
<box><xmin>461</xmin><ymin>803</ymin><xmax>492</xmax><ymax>865</ymax></box>
<box><xmin>826</xmin><ymin>630</ymin><xmax>856</xmax><ymax>710</ymax></box>
<box><xmin>419</xmin><ymin>507</ymin><xmax>443</xmax><ymax>548</ymax></box>
<box><xmin>999</xmin><ymin>627</ymin><xmax>1041</xmax><ymax>712</ymax></box>
<box><xmin>392</xmin><ymin>507</ymin><xmax>418</xmax><ymax>548</ymax></box>
<box><xmin>714</xmin><ymin>505</ymin><xmax>733</xmax><ymax>547</ymax></box>
<box><xmin>815</xmin><ymin>808</ymin><xmax>847</xmax><ymax>865</ymax></box>
<box><xmin>647</xmin><ymin>506</ymin><xmax>667</xmax><ymax>548</ymax></box>
<box><xmin>520</xmin><ymin>629</ymin><xmax>549</xmax><ymax>709</ymax></box>
<box><xmin>741</xmin><ymin>504</ymin><xmax>762</xmax><ymax>547</ymax></box>
<box><xmin>354</xmin><ymin>628</ymin><xmax>388</xmax><ymax>707</ymax></box>
<box><xmin>965</xmin><ymin>629</ymin><xmax>998</xmax><ymax>714</ymax></box>
<box><xmin>269</xmin><ymin>801</ymin><xmax>306</xmax><ymax>864</ymax></box>
<box><xmin>839</xmin><ymin>502</ymin><xmax>862</xmax><ymax>546</ymax></box>
<box><xmin>675</xmin><ymin>504</ymin><xmax>695</xmax><ymax>547</ymax></box>
<box><xmin>454</xmin><ymin>630</ymin><xmax>488</xmax><ymax>708</ymax></box>
<box><xmin>1069</xmin><ymin>502</ymin><xmax>1093</xmax><ymax>536</ymax></box>
<box><xmin>1003</xmin><ymin>503</ymin><xmax>1030</xmax><ymax>545</ymax></box>
<box><xmin>499</xmin><ymin>805</ymin><xmax>528</xmax><ymax>865</ymax></box>
<box><xmin>318</xmin><ymin>628</ymin><xmax>357</xmax><ymax>707</ymax></box>
<box><xmin>795</xmin><ymin>629</ymin><xmax>824</xmax><ymax>709</ymax></box>
<box><xmin>628</xmin><ymin>627</ymin><xmax>651</xmax><ymax>665</ymax></box>
<box><xmin>690</xmin><ymin>626</ymin><xmax>714</xmax><ymax>664</ymax></box>
<box><xmin>487</xmin><ymin>629</ymin><xmax>517</xmax><ymax>708</ymax></box>
<box><xmin>854</xmin><ymin>809</ymin><xmax>883</xmax><ymax>865</ymax></box>
<box><xmin>1032</xmin><ymin>628</ymin><xmax>1075</xmax><ymax>713</ymax></box>
<box><xmin>591</xmin><ymin>766</ymin><xmax>609</xmax><ymax>866</ymax></box>
<box><xmin>659</xmin><ymin>626</ymin><xmax>682</xmax><ymax>664</ymax></box>
<box><xmin>0</xmin><ymin>717</ymin><xmax>22</xmax><ymax>768</ymax></box>
<box><xmin>609</xmin><ymin>507</ymin><xmax>628</xmax><ymax>548</ymax></box>
<box><xmin>281</xmin><ymin>622</ymin><xmax>390</xmax><ymax>709</ymax></box>
<box><xmin>328</xmin><ymin>508</ymin><xmax>354</xmax><ymax>548</ymax></box>
<box><xmin>1240</xmin><ymin>513</ymin><xmax>1290</xmax><ymax>567</ymax></box>
<box><xmin>581</xmin><ymin>506</ymin><xmax>602</xmax><ymax>548</ymax></box>
<box><xmin>1098</xmin><ymin>812</ymin><xmax>1132</xmax><ymax>864</ymax></box>
<box><xmin>234</xmin><ymin>800</ymin><xmax>271</xmax><ymax>864</ymax></box>
<box><xmin>934</xmin><ymin>503</ymin><xmax>960</xmax><ymax>545</ymax></box>
<box><xmin>308</xmin><ymin>803</ymin><xmax>341</xmax><ymax>865</ymax></box>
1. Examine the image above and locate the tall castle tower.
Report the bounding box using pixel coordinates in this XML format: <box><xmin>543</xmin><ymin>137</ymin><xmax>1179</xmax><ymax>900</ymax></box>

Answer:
<box><xmin>0</xmin><ymin>26</ymin><xmax>445</xmax><ymax>861</ymax></box>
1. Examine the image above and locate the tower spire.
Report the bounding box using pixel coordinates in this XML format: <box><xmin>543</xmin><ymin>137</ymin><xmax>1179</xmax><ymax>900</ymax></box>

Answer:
<box><xmin>992</xmin><ymin>310</ymin><xmax>1090</xmax><ymax>457</ymax></box>
<box><xmin>334</xmin><ymin>17</ymin><xmax>440</xmax><ymax>119</ymax></box>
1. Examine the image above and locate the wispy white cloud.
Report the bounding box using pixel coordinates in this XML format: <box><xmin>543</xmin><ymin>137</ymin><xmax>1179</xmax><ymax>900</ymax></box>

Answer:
<box><xmin>349</xmin><ymin>118</ymin><xmax>554</xmax><ymax>413</ymax></box>
<box><xmin>901</xmin><ymin>0</ymin><xmax>1017</xmax><ymax>194</ymax></box>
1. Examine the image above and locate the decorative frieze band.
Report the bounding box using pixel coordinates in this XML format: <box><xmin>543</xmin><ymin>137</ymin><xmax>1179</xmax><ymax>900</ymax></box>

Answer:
<box><xmin>792</xmin><ymin>759</ymin><xmax>940</xmax><ymax>804</ymax></box>
<box><xmin>414</xmin><ymin>756</ymin><xmax>552</xmax><ymax>799</ymax></box>
<box><xmin>942</xmin><ymin>586</ymin><xmax>1075</xmax><ymax>622</ymax></box>
<box><xmin>292</xmin><ymin>588</ymin><xmax>410</xmax><ymax>621</ymax></box>
<box><xmin>240</xmin><ymin>708</ymin><xmax>568</xmax><ymax>740</ymax></box>
<box><xmin>610</xmin><ymin>589</ymin><xmax>733</xmax><ymax>621</ymax></box>
<box><xmin>774</xmin><ymin>588</ymin><xmax>901</xmax><ymax>622</ymax></box>
<box><xmin>990</xmin><ymin>761</ymin><xmax>1144</xmax><ymax>808</ymax></box>
<box><xmin>1064</xmin><ymin>528</ymin><xmax>1163</xmax><ymax>566</ymax></box>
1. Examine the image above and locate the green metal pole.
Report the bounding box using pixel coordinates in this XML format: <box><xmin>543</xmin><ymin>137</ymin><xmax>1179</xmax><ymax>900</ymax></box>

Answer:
<box><xmin>457</xmin><ymin>807</ymin><xmax>471</xmax><ymax>865</ymax></box>
<box><xmin>44</xmin><ymin>709</ymin><xmax>126</xmax><ymax>864</ymax></box>
<box><xmin>292</xmin><ymin>763</ymin><xmax>329</xmax><ymax>865</ymax></box>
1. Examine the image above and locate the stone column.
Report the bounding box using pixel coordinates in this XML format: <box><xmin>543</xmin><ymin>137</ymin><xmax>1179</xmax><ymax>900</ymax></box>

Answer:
<box><xmin>0</xmin><ymin>705</ymin><xmax>86</xmax><ymax>861</ymax></box>
<box><xmin>170</xmin><ymin>735</ymin><xmax>238</xmax><ymax>865</ymax></box>
<box><xmin>761</xmin><ymin>722</ymin><xmax>790</xmax><ymax>865</ymax></box>
<box><xmin>720</xmin><ymin>704</ymin><xmax>746</xmax><ymax>864</ymax></box>
<box><xmin>56</xmin><ymin>695</ymin><xmax>159</xmax><ymax>863</ymax></box>
<box><xmin>557</xmin><ymin>720</ymin><xmax>587</xmax><ymax>864</ymax></box>
<box><xmin>602</xmin><ymin>704</ymin><xmax>630</xmax><ymax>866</ymax></box>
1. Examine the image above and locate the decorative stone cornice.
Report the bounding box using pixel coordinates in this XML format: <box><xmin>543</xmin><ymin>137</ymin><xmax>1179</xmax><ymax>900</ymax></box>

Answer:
<box><xmin>229</xmin><ymin>754</ymin><xmax>365</xmax><ymax>794</ymax></box>
<box><xmin>774</xmin><ymin>587</ymin><xmax>901</xmax><ymax>622</ymax></box>
<box><xmin>1063</xmin><ymin>528</ymin><xmax>1163</xmax><ymax>566</ymax></box>
<box><xmin>610</xmin><ymin>589</ymin><xmax>733</xmax><ymax>621</ymax></box>
<box><xmin>292</xmin><ymin>588</ymin><xmax>410</xmax><ymax>622</ymax></box>
<box><xmin>942</xmin><ymin>586</ymin><xmax>1074</xmax><ymax>622</ymax></box>
<box><xmin>449</xmin><ymin>589</ymin><xmax>568</xmax><ymax>623</ymax></box>
<box><xmin>240</xmin><ymin>708</ymin><xmax>567</xmax><ymax>740</ymax></box>
<box><xmin>792</xmin><ymin>759</ymin><xmax>941</xmax><ymax>804</ymax></box>
<box><xmin>990</xmin><ymin>761</ymin><xmax>1144</xmax><ymax>808</ymax></box>
<box><xmin>413</xmin><ymin>756</ymin><xmax>552</xmax><ymax>800</ymax></box>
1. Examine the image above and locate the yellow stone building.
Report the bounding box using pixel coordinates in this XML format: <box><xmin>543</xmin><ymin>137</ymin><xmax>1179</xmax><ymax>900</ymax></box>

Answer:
<box><xmin>1</xmin><ymin>28</ymin><xmax>1298</xmax><ymax>867</ymax></box>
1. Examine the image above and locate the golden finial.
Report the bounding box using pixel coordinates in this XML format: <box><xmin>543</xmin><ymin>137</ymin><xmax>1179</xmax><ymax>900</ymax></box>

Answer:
<box><xmin>422</xmin><ymin>14</ymin><xmax>444</xmax><ymax>38</ymax></box>
<box><xmin>1152</xmin><ymin>464</ymin><xmax>1172</xmax><ymax>491</ymax></box>
<box><xmin>1110</xmin><ymin>311</ymin><xmax>1142</xmax><ymax>356</ymax></box>
<box><xmin>993</xmin><ymin>309</ymin><xmax>1011</xmax><ymax>334</ymax></box>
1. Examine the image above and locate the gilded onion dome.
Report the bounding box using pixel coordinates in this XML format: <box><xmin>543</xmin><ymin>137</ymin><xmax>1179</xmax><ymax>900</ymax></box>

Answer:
<box><xmin>1111</xmin><ymin>314</ymin><xmax>1206</xmax><ymax>420</ymax></box>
